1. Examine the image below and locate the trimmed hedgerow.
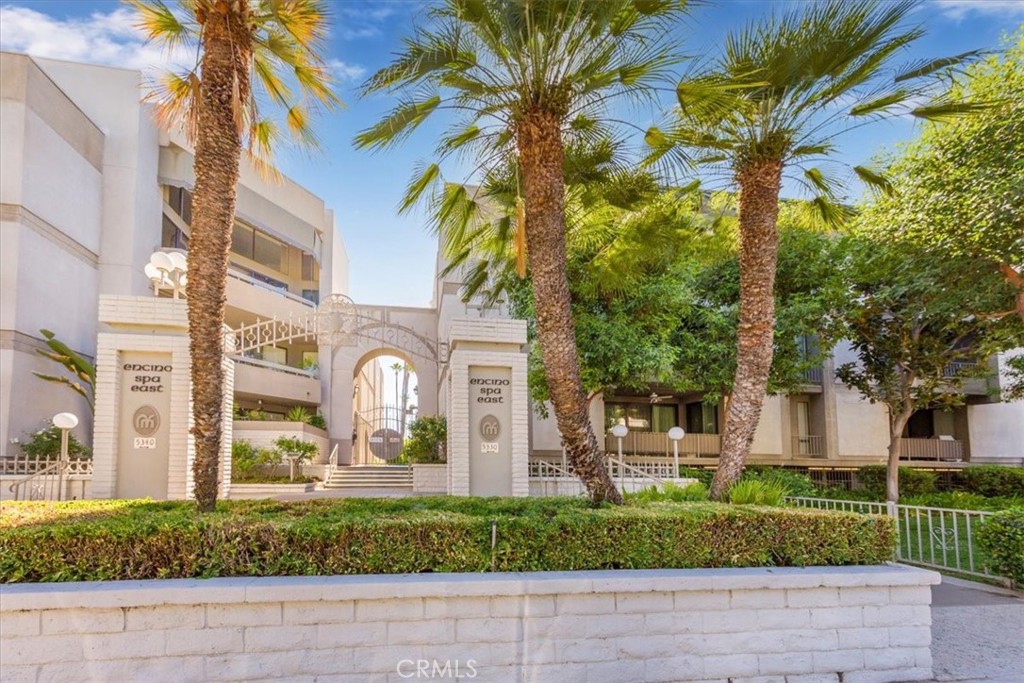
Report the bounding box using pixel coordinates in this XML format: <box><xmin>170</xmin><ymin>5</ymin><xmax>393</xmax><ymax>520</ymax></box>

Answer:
<box><xmin>0</xmin><ymin>497</ymin><xmax>895</xmax><ymax>583</ymax></box>
<box><xmin>959</xmin><ymin>466</ymin><xmax>1024</xmax><ymax>498</ymax></box>
<box><xmin>977</xmin><ymin>507</ymin><xmax>1024</xmax><ymax>587</ymax></box>
<box><xmin>857</xmin><ymin>466</ymin><xmax>936</xmax><ymax>497</ymax></box>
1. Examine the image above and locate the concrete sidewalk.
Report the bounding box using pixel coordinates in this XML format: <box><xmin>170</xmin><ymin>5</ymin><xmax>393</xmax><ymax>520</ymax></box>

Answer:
<box><xmin>929</xmin><ymin>579</ymin><xmax>1023</xmax><ymax>683</ymax></box>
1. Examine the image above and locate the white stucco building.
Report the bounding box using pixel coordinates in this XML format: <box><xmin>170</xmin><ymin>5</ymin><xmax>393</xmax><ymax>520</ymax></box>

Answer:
<box><xmin>1</xmin><ymin>51</ymin><xmax>1020</xmax><ymax>494</ymax></box>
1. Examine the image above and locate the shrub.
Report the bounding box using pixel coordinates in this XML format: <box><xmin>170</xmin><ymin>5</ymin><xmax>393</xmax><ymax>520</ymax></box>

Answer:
<box><xmin>744</xmin><ymin>467</ymin><xmax>817</xmax><ymax>497</ymax></box>
<box><xmin>627</xmin><ymin>482</ymin><xmax>709</xmax><ymax>504</ymax></box>
<box><xmin>857</xmin><ymin>466</ymin><xmax>936</xmax><ymax>498</ymax></box>
<box><xmin>903</xmin><ymin>492</ymin><xmax>1024</xmax><ymax>512</ymax></box>
<box><xmin>17</xmin><ymin>424</ymin><xmax>91</xmax><ymax>460</ymax></box>
<box><xmin>307</xmin><ymin>413</ymin><xmax>327</xmax><ymax>430</ymax></box>
<box><xmin>678</xmin><ymin>467</ymin><xmax>714</xmax><ymax>486</ymax></box>
<box><xmin>0</xmin><ymin>498</ymin><xmax>895</xmax><ymax>582</ymax></box>
<box><xmin>403</xmin><ymin>416</ymin><xmax>447</xmax><ymax>463</ymax></box>
<box><xmin>959</xmin><ymin>466</ymin><xmax>1024</xmax><ymax>498</ymax></box>
<box><xmin>977</xmin><ymin>507</ymin><xmax>1024</xmax><ymax>587</ymax></box>
<box><xmin>285</xmin><ymin>406</ymin><xmax>311</xmax><ymax>423</ymax></box>
<box><xmin>231</xmin><ymin>440</ymin><xmax>280</xmax><ymax>477</ymax></box>
<box><xmin>729</xmin><ymin>479</ymin><xmax>789</xmax><ymax>506</ymax></box>
<box><xmin>274</xmin><ymin>436</ymin><xmax>318</xmax><ymax>462</ymax></box>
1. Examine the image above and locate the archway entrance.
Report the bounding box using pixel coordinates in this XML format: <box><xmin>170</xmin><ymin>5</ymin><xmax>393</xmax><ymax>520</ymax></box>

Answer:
<box><xmin>351</xmin><ymin>350</ymin><xmax>419</xmax><ymax>465</ymax></box>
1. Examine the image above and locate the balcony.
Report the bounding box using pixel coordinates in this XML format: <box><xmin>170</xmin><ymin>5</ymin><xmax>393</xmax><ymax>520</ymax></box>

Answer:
<box><xmin>898</xmin><ymin>437</ymin><xmax>964</xmax><ymax>462</ymax></box>
<box><xmin>232</xmin><ymin>356</ymin><xmax>320</xmax><ymax>406</ymax></box>
<box><xmin>800</xmin><ymin>366</ymin><xmax>824</xmax><ymax>384</ymax></box>
<box><xmin>226</xmin><ymin>268</ymin><xmax>316</xmax><ymax>322</ymax></box>
<box><xmin>792</xmin><ymin>435</ymin><xmax>825</xmax><ymax>458</ymax></box>
<box><xmin>604</xmin><ymin>431</ymin><xmax>721</xmax><ymax>457</ymax></box>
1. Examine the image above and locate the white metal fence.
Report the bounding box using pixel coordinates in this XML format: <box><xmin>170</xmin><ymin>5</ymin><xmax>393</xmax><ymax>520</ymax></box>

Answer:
<box><xmin>787</xmin><ymin>497</ymin><xmax>1005</xmax><ymax>584</ymax></box>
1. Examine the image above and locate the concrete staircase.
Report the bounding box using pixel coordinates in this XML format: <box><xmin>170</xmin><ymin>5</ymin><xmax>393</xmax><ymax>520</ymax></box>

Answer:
<box><xmin>323</xmin><ymin>465</ymin><xmax>413</xmax><ymax>489</ymax></box>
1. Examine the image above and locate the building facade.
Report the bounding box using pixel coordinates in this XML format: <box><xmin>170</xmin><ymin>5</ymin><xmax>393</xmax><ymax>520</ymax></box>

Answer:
<box><xmin>1</xmin><ymin>51</ymin><xmax>1020</xmax><ymax>487</ymax></box>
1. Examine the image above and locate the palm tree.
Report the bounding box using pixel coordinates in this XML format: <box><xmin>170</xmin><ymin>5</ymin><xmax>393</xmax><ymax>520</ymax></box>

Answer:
<box><xmin>130</xmin><ymin>0</ymin><xmax>340</xmax><ymax>511</ymax></box>
<box><xmin>355</xmin><ymin>0</ymin><xmax>690</xmax><ymax>503</ymax></box>
<box><xmin>648</xmin><ymin>0</ymin><xmax>985</xmax><ymax>499</ymax></box>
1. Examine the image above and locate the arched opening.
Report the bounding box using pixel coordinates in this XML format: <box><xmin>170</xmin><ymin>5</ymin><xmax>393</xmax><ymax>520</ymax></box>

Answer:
<box><xmin>351</xmin><ymin>350</ymin><xmax>419</xmax><ymax>465</ymax></box>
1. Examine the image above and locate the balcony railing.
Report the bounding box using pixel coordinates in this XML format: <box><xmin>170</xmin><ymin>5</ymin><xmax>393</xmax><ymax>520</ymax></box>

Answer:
<box><xmin>604</xmin><ymin>431</ymin><xmax>721</xmax><ymax>457</ymax></box>
<box><xmin>0</xmin><ymin>454</ymin><xmax>93</xmax><ymax>476</ymax></box>
<box><xmin>227</xmin><ymin>269</ymin><xmax>316</xmax><ymax>308</ymax></box>
<box><xmin>791</xmin><ymin>435</ymin><xmax>825</xmax><ymax>457</ymax></box>
<box><xmin>942</xmin><ymin>361</ymin><xmax>980</xmax><ymax>378</ymax></box>
<box><xmin>898</xmin><ymin>438</ymin><xmax>964</xmax><ymax>462</ymax></box>
<box><xmin>232</xmin><ymin>355</ymin><xmax>319</xmax><ymax>379</ymax></box>
<box><xmin>800</xmin><ymin>366</ymin><xmax>824</xmax><ymax>384</ymax></box>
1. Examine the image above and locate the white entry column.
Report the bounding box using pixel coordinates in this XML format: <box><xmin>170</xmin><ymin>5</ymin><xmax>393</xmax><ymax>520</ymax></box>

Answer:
<box><xmin>446</xmin><ymin>318</ymin><xmax>528</xmax><ymax>497</ymax></box>
<box><xmin>91</xmin><ymin>296</ymin><xmax>233</xmax><ymax>500</ymax></box>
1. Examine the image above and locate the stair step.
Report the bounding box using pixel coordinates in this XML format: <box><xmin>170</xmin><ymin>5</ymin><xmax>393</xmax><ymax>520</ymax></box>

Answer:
<box><xmin>324</xmin><ymin>466</ymin><xmax>413</xmax><ymax>489</ymax></box>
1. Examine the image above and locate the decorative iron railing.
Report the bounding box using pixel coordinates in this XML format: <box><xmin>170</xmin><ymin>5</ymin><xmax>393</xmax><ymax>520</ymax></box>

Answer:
<box><xmin>0</xmin><ymin>455</ymin><xmax>93</xmax><ymax>476</ymax></box>
<box><xmin>787</xmin><ymin>497</ymin><xmax>1005</xmax><ymax>584</ymax></box>
<box><xmin>792</xmin><ymin>435</ymin><xmax>825</xmax><ymax>457</ymax></box>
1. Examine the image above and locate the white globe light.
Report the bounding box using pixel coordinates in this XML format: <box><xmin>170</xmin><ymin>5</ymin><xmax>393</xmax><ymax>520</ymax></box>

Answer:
<box><xmin>168</xmin><ymin>251</ymin><xmax>188</xmax><ymax>272</ymax></box>
<box><xmin>52</xmin><ymin>412</ymin><xmax>78</xmax><ymax>430</ymax></box>
<box><xmin>150</xmin><ymin>251</ymin><xmax>174</xmax><ymax>272</ymax></box>
<box><xmin>610</xmin><ymin>424</ymin><xmax>629</xmax><ymax>439</ymax></box>
<box><xmin>178</xmin><ymin>273</ymin><xmax>188</xmax><ymax>288</ymax></box>
<box><xmin>144</xmin><ymin>263</ymin><xmax>161</xmax><ymax>280</ymax></box>
<box><xmin>668</xmin><ymin>426</ymin><xmax>685</xmax><ymax>441</ymax></box>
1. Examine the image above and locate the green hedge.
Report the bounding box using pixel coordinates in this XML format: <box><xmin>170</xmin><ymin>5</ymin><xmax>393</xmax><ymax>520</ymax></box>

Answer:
<box><xmin>977</xmin><ymin>507</ymin><xmax>1024</xmax><ymax>587</ymax></box>
<box><xmin>959</xmin><ymin>466</ymin><xmax>1024</xmax><ymax>498</ymax></box>
<box><xmin>0</xmin><ymin>498</ymin><xmax>895</xmax><ymax>583</ymax></box>
<box><xmin>857</xmin><ymin>466</ymin><xmax>936</xmax><ymax>497</ymax></box>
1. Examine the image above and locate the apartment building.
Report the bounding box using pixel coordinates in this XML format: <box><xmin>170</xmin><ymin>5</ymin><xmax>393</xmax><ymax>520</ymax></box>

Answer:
<box><xmin>0</xmin><ymin>52</ymin><xmax>349</xmax><ymax>457</ymax></box>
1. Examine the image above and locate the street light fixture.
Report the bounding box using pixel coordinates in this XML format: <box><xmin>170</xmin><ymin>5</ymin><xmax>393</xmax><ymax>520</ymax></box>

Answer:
<box><xmin>146</xmin><ymin>251</ymin><xmax>187</xmax><ymax>299</ymax></box>
<box><xmin>667</xmin><ymin>426</ymin><xmax>686</xmax><ymax>478</ymax></box>
<box><xmin>52</xmin><ymin>412</ymin><xmax>78</xmax><ymax>502</ymax></box>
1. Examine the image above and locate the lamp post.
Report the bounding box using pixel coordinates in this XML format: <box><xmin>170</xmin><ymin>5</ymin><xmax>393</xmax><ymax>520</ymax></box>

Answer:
<box><xmin>52</xmin><ymin>412</ymin><xmax>78</xmax><ymax>502</ymax></box>
<box><xmin>610</xmin><ymin>424</ymin><xmax>628</xmax><ymax>488</ymax></box>
<box><xmin>667</xmin><ymin>426</ymin><xmax>685</xmax><ymax>478</ymax></box>
<box><xmin>146</xmin><ymin>251</ymin><xmax>188</xmax><ymax>299</ymax></box>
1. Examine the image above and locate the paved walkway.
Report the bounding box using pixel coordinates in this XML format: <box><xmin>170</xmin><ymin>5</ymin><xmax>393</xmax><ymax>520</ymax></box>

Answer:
<box><xmin>930</xmin><ymin>579</ymin><xmax>1023</xmax><ymax>683</ymax></box>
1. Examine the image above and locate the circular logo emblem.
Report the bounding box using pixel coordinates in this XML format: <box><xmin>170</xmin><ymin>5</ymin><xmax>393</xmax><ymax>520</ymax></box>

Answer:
<box><xmin>132</xmin><ymin>405</ymin><xmax>160</xmax><ymax>436</ymax></box>
<box><xmin>479</xmin><ymin>415</ymin><xmax>500</xmax><ymax>442</ymax></box>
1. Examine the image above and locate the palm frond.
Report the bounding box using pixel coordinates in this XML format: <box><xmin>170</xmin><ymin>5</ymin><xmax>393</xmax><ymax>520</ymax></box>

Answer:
<box><xmin>853</xmin><ymin>165</ymin><xmax>895</xmax><ymax>196</ymax></box>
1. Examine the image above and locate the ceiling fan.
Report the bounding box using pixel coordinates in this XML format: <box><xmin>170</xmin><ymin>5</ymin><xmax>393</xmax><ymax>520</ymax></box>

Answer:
<box><xmin>648</xmin><ymin>392</ymin><xmax>673</xmax><ymax>404</ymax></box>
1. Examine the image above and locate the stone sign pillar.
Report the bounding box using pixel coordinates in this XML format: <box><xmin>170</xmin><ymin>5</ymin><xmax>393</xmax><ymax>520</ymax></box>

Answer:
<box><xmin>91</xmin><ymin>296</ymin><xmax>233</xmax><ymax>500</ymax></box>
<box><xmin>446</xmin><ymin>318</ymin><xmax>528</xmax><ymax>497</ymax></box>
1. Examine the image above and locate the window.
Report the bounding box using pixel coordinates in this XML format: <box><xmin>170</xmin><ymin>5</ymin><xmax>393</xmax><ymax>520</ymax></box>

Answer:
<box><xmin>605</xmin><ymin>402</ymin><xmax>680</xmax><ymax>432</ymax></box>
<box><xmin>166</xmin><ymin>185</ymin><xmax>192</xmax><ymax>224</ymax></box>
<box><xmin>261</xmin><ymin>345</ymin><xmax>287</xmax><ymax>366</ymax></box>
<box><xmin>686</xmin><ymin>402</ymin><xmax>719</xmax><ymax>434</ymax></box>
<box><xmin>302</xmin><ymin>289</ymin><xmax>320</xmax><ymax>305</ymax></box>
<box><xmin>231</xmin><ymin>222</ymin><xmax>287</xmax><ymax>274</ymax></box>
<box><xmin>301</xmin><ymin>253</ymin><xmax>319</xmax><ymax>281</ymax></box>
<box><xmin>904</xmin><ymin>410</ymin><xmax>935</xmax><ymax>439</ymax></box>
<box><xmin>161</xmin><ymin>214</ymin><xmax>188</xmax><ymax>250</ymax></box>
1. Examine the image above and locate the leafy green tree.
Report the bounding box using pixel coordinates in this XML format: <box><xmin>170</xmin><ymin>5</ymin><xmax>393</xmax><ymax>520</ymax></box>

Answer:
<box><xmin>356</xmin><ymin>0</ymin><xmax>692</xmax><ymax>504</ymax></box>
<box><xmin>130</xmin><ymin>0</ymin><xmax>340</xmax><ymax>511</ymax></box>
<box><xmin>833</xmin><ymin>236</ymin><xmax>1024</xmax><ymax>502</ymax></box>
<box><xmin>403</xmin><ymin>416</ymin><xmax>448</xmax><ymax>464</ymax></box>
<box><xmin>32</xmin><ymin>329</ymin><xmax>96</xmax><ymax>412</ymax></box>
<box><xmin>861</xmin><ymin>30</ymin><xmax>1024</xmax><ymax>320</ymax></box>
<box><xmin>649</xmin><ymin>0</ymin><xmax>983</xmax><ymax>498</ymax></box>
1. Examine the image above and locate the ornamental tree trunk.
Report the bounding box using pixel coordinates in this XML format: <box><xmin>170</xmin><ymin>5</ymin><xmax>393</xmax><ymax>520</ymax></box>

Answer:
<box><xmin>886</xmin><ymin>403</ymin><xmax>914</xmax><ymax>503</ymax></box>
<box><xmin>516</xmin><ymin>108</ymin><xmax>622</xmax><ymax>504</ymax></box>
<box><xmin>710</xmin><ymin>160</ymin><xmax>783</xmax><ymax>501</ymax></box>
<box><xmin>187</xmin><ymin>6</ymin><xmax>250</xmax><ymax>512</ymax></box>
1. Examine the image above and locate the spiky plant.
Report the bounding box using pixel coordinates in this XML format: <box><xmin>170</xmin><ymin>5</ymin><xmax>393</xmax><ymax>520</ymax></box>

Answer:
<box><xmin>129</xmin><ymin>0</ymin><xmax>340</xmax><ymax>511</ymax></box>
<box><xmin>356</xmin><ymin>0</ymin><xmax>691</xmax><ymax>503</ymax></box>
<box><xmin>647</xmin><ymin>0</ymin><xmax>986</xmax><ymax>499</ymax></box>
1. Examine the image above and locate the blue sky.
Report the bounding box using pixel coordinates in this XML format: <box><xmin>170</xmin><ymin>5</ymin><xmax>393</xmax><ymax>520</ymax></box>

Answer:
<box><xmin>1</xmin><ymin>0</ymin><xmax>1023</xmax><ymax>309</ymax></box>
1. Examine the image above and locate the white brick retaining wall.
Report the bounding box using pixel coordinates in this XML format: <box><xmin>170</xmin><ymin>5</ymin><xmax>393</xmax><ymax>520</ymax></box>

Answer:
<box><xmin>412</xmin><ymin>464</ymin><xmax>447</xmax><ymax>493</ymax></box>
<box><xmin>0</xmin><ymin>565</ymin><xmax>939</xmax><ymax>683</ymax></box>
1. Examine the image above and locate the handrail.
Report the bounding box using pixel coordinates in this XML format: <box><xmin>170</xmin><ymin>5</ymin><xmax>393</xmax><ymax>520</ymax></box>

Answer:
<box><xmin>7</xmin><ymin>461</ymin><xmax>65</xmax><ymax>501</ymax></box>
<box><xmin>607</xmin><ymin>455</ymin><xmax>667</xmax><ymax>489</ymax></box>
<box><xmin>323</xmin><ymin>443</ymin><xmax>339</xmax><ymax>486</ymax></box>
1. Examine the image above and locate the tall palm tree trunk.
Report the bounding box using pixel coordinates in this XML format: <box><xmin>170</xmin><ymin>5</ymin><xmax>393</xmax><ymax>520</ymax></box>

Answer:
<box><xmin>710</xmin><ymin>160</ymin><xmax>783</xmax><ymax>500</ymax></box>
<box><xmin>517</xmin><ymin>109</ymin><xmax>622</xmax><ymax>504</ymax></box>
<box><xmin>187</xmin><ymin>7</ymin><xmax>250</xmax><ymax>512</ymax></box>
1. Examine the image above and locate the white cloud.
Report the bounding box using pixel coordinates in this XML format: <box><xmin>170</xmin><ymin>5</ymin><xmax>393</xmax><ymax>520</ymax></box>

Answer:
<box><xmin>328</xmin><ymin>59</ymin><xmax>366</xmax><ymax>82</ymax></box>
<box><xmin>932</xmin><ymin>0</ymin><xmax>1024</xmax><ymax>21</ymax></box>
<box><xmin>0</xmin><ymin>5</ymin><xmax>194</xmax><ymax>73</ymax></box>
